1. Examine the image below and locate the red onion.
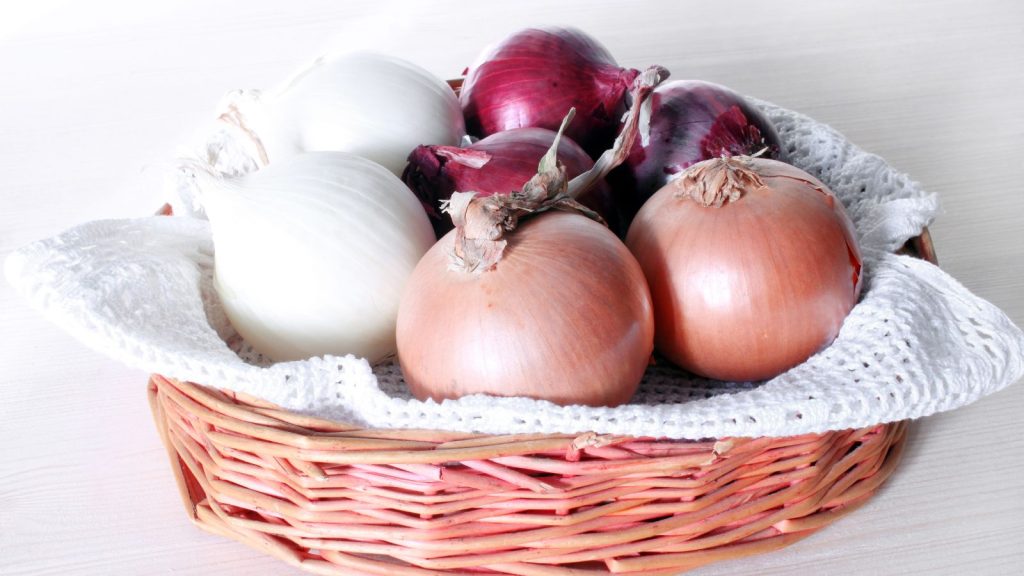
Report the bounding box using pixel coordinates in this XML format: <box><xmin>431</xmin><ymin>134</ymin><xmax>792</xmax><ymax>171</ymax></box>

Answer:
<box><xmin>460</xmin><ymin>27</ymin><xmax>642</xmax><ymax>158</ymax></box>
<box><xmin>402</xmin><ymin>128</ymin><xmax>617</xmax><ymax>237</ymax></box>
<box><xmin>625</xmin><ymin>156</ymin><xmax>862</xmax><ymax>382</ymax></box>
<box><xmin>615</xmin><ymin>80</ymin><xmax>784</xmax><ymax>223</ymax></box>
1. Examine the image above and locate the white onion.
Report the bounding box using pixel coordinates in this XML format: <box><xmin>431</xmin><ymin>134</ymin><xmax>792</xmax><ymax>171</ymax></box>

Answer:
<box><xmin>197</xmin><ymin>152</ymin><xmax>435</xmax><ymax>363</ymax></box>
<box><xmin>229</xmin><ymin>51</ymin><xmax>465</xmax><ymax>175</ymax></box>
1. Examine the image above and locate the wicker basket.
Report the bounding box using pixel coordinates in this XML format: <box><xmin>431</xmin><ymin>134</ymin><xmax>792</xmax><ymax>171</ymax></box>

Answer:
<box><xmin>147</xmin><ymin>208</ymin><xmax>934</xmax><ymax>575</ymax></box>
<box><xmin>150</xmin><ymin>74</ymin><xmax>937</xmax><ymax>570</ymax></box>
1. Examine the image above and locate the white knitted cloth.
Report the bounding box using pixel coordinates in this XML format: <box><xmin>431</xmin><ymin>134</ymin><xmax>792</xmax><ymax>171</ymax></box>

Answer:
<box><xmin>6</xmin><ymin>101</ymin><xmax>1023</xmax><ymax>440</ymax></box>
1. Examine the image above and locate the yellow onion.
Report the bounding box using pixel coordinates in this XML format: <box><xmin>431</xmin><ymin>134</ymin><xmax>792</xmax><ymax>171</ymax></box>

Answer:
<box><xmin>397</xmin><ymin>211</ymin><xmax>654</xmax><ymax>407</ymax></box>
<box><xmin>626</xmin><ymin>156</ymin><xmax>863</xmax><ymax>381</ymax></box>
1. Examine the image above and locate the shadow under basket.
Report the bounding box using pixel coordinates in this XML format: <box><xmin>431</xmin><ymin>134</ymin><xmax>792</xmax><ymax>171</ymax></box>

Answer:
<box><xmin>147</xmin><ymin>232</ymin><xmax>936</xmax><ymax>575</ymax></box>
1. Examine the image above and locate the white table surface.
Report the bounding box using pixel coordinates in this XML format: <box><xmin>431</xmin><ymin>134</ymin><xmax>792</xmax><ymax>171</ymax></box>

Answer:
<box><xmin>2</xmin><ymin>1</ymin><xmax>1022</xmax><ymax>574</ymax></box>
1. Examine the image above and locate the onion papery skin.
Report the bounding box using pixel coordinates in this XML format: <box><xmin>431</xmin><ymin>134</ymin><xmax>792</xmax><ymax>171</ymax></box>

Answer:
<box><xmin>397</xmin><ymin>212</ymin><xmax>654</xmax><ymax>407</ymax></box>
<box><xmin>625</xmin><ymin>158</ymin><xmax>862</xmax><ymax>382</ymax></box>
<box><xmin>615</xmin><ymin>80</ymin><xmax>783</xmax><ymax>224</ymax></box>
<box><xmin>460</xmin><ymin>27</ymin><xmax>640</xmax><ymax>158</ymax></box>
<box><xmin>402</xmin><ymin>128</ymin><xmax>617</xmax><ymax>237</ymax></box>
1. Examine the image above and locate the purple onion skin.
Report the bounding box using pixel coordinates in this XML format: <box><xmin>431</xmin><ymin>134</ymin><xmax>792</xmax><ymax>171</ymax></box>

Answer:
<box><xmin>460</xmin><ymin>27</ymin><xmax>640</xmax><ymax>159</ymax></box>
<box><xmin>614</xmin><ymin>80</ymin><xmax>784</xmax><ymax>224</ymax></box>
<box><xmin>402</xmin><ymin>127</ymin><xmax>617</xmax><ymax>238</ymax></box>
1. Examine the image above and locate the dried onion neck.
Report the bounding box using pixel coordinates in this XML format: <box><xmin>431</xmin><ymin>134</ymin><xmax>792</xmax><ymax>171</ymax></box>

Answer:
<box><xmin>444</xmin><ymin>65</ymin><xmax>668</xmax><ymax>275</ymax></box>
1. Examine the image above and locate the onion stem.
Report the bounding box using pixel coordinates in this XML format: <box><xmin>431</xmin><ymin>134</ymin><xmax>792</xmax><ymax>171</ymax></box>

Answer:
<box><xmin>568</xmin><ymin>65</ymin><xmax>669</xmax><ymax>199</ymax></box>
<box><xmin>674</xmin><ymin>155</ymin><xmax>766</xmax><ymax>207</ymax></box>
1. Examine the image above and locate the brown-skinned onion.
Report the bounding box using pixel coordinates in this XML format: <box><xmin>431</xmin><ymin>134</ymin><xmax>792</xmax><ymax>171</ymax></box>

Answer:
<box><xmin>625</xmin><ymin>156</ymin><xmax>863</xmax><ymax>382</ymax></box>
<box><xmin>397</xmin><ymin>211</ymin><xmax>654</xmax><ymax>407</ymax></box>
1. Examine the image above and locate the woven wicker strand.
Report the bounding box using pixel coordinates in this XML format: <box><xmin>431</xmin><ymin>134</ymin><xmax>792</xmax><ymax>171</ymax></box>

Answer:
<box><xmin>148</xmin><ymin>375</ymin><xmax>907</xmax><ymax>575</ymax></box>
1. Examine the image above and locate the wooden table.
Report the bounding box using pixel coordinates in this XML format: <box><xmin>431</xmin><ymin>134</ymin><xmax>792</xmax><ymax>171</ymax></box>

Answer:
<box><xmin>2</xmin><ymin>1</ymin><xmax>1021</xmax><ymax>574</ymax></box>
